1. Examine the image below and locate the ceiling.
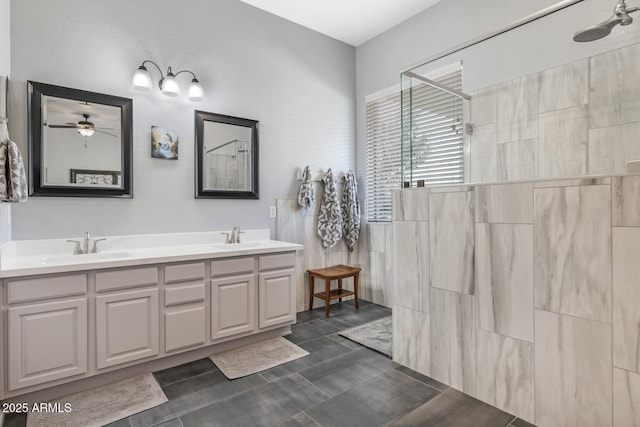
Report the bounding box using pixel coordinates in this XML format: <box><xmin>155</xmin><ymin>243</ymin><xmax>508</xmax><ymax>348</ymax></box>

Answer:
<box><xmin>237</xmin><ymin>0</ymin><xmax>444</xmax><ymax>46</ymax></box>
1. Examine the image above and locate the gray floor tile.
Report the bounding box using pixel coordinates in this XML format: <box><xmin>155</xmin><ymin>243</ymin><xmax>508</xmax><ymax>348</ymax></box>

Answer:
<box><xmin>324</xmin><ymin>332</ymin><xmax>368</xmax><ymax>351</ymax></box>
<box><xmin>2</xmin><ymin>413</ymin><xmax>26</xmax><ymax>427</ymax></box>
<box><xmin>323</xmin><ymin>305</ymin><xmax>392</xmax><ymax>330</ymax></box>
<box><xmin>395</xmin><ymin>365</ymin><xmax>449</xmax><ymax>392</ymax></box>
<box><xmin>130</xmin><ymin>371</ymin><xmax>266</xmax><ymax>427</ymax></box>
<box><xmin>260</xmin><ymin>335</ymin><xmax>357</xmax><ymax>382</ymax></box>
<box><xmin>298</xmin><ymin>347</ymin><xmax>397</xmax><ymax>397</ymax></box>
<box><xmin>295</xmin><ymin>301</ymin><xmax>374</xmax><ymax>324</ymax></box>
<box><xmin>287</xmin><ymin>319</ymin><xmax>341</xmax><ymax>344</ymax></box>
<box><xmin>273</xmin><ymin>412</ymin><xmax>320</xmax><ymax>427</ymax></box>
<box><xmin>152</xmin><ymin>418</ymin><xmax>183</xmax><ymax>427</ymax></box>
<box><xmin>305</xmin><ymin>369</ymin><xmax>440</xmax><ymax>427</ymax></box>
<box><xmin>511</xmin><ymin>418</ymin><xmax>537</xmax><ymax>427</ymax></box>
<box><xmin>389</xmin><ymin>388</ymin><xmax>516</xmax><ymax>427</ymax></box>
<box><xmin>104</xmin><ymin>417</ymin><xmax>132</xmax><ymax>427</ymax></box>
<box><xmin>153</xmin><ymin>358</ymin><xmax>217</xmax><ymax>387</ymax></box>
<box><xmin>179</xmin><ymin>373</ymin><xmax>329</xmax><ymax>427</ymax></box>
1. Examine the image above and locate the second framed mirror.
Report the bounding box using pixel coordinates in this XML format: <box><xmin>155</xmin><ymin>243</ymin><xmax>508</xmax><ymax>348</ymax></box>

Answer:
<box><xmin>195</xmin><ymin>110</ymin><xmax>259</xmax><ymax>199</ymax></box>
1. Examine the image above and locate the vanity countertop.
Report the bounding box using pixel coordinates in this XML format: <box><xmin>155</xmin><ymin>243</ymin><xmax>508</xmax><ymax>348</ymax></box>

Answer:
<box><xmin>0</xmin><ymin>230</ymin><xmax>303</xmax><ymax>278</ymax></box>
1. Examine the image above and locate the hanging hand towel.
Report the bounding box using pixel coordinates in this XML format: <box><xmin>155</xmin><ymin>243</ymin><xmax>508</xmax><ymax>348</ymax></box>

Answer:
<box><xmin>317</xmin><ymin>168</ymin><xmax>343</xmax><ymax>249</ymax></box>
<box><xmin>0</xmin><ymin>124</ymin><xmax>28</xmax><ymax>203</ymax></box>
<box><xmin>297</xmin><ymin>166</ymin><xmax>315</xmax><ymax>210</ymax></box>
<box><xmin>341</xmin><ymin>170</ymin><xmax>360</xmax><ymax>252</ymax></box>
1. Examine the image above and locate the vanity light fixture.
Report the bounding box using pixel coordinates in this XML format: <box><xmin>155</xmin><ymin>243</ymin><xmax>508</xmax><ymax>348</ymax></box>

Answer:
<box><xmin>132</xmin><ymin>60</ymin><xmax>205</xmax><ymax>101</ymax></box>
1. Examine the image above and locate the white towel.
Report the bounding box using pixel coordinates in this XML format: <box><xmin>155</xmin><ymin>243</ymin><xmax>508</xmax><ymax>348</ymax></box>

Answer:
<box><xmin>317</xmin><ymin>168</ymin><xmax>342</xmax><ymax>249</ymax></box>
<box><xmin>297</xmin><ymin>166</ymin><xmax>315</xmax><ymax>210</ymax></box>
<box><xmin>341</xmin><ymin>170</ymin><xmax>360</xmax><ymax>251</ymax></box>
<box><xmin>0</xmin><ymin>122</ymin><xmax>28</xmax><ymax>203</ymax></box>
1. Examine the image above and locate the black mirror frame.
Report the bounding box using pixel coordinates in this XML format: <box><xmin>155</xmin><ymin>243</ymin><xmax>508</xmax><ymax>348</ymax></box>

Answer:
<box><xmin>27</xmin><ymin>81</ymin><xmax>133</xmax><ymax>198</ymax></box>
<box><xmin>195</xmin><ymin>110</ymin><xmax>259</xmax><ymax>199</ymax></box>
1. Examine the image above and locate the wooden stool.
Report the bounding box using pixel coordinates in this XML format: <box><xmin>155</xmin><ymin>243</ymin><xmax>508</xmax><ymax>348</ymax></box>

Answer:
<box><xmin>307</xmin><ymin>265</ymin><xmax>361</xmax><ymax>317</ymax></box>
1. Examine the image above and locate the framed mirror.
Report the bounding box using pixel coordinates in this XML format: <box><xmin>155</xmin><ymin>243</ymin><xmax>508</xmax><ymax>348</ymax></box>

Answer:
<box><xmin>28</xmin><ymin>81</ymin><xmax>133</xmax><ymax>197</ymax></box>
<box><xmin>195</xmin><ymin>110</ymin><xmax>259</xmax><ymax>199</ymax></box>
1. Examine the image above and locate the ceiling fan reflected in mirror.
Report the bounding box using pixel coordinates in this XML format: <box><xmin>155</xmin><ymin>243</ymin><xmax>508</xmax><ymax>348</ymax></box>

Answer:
<box><xmin>47</xmin><ymin>113</ymin><xmax>119</xmax><ymax>137</ymax></box>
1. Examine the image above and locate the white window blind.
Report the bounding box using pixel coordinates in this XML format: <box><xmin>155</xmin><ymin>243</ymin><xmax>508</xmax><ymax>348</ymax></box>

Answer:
<box><xmin>366</xmin><ymin>90</ymin><xmax>402</xmax><ymax>223</ymax></box>
<box><xmin>365</xmin><ymin>66</ymin><xmax>464</xmax><ymax>223</ymax></box>
<box><xmin>405</xmin><ymin>69</ymin><xmax>464</xmax><ymax>187</ymax></box>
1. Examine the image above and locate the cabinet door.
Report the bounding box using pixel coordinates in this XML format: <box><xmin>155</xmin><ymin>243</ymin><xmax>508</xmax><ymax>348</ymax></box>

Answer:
<box><xmin>8</xmin><ymin>298</ymin><xmax>87</xmax><ymax>391</ymax></box>
<box><xmin>96</xmin><ymin>288</ymin><xmax>159</xmax><ymax>369</ymax></box>
<box><xmin>211</xmin><ymin>274</ymin><xmax>255</xmax><ymax>340</ymax></box>
<box><xmin>258</xmin><ymin>269</ymin><xmax>295</xmax><ymax>329</ymax></box>
<box><xmin>165</xmin><ymin>307</ymin><xmax>206</xmax><ymax>353</ymax></box>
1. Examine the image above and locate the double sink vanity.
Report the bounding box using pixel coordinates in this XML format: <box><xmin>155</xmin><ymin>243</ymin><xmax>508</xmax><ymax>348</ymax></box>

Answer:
<box><xmin>0</xmin><ymin>229</ymin><xmax>302</xmax><ymax>402</ymax></box>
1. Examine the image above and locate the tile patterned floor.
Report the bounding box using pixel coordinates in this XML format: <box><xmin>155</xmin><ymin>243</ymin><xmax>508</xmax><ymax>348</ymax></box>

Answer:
<box><xmin>3</xmin><ymin>300</ymin><xmax>537</xmax><ymax>427</ymax></box>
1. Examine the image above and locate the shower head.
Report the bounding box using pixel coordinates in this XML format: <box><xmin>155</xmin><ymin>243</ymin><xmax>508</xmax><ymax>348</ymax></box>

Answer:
<box><xmin>573</xmin><ymin>0</ymin><xmax>638</xmax><ymax>42</ymax></box>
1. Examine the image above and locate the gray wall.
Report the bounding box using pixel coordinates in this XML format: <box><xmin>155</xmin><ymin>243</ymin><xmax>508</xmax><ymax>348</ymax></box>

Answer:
<box><xmin>9</xmin><ymin>0</ymin><xmax>355</xmax><ymax>240</ymax></box>
<box><xmin>355</xmin><ymin>0</ymin><xmax>640</xmax><ymax>203</ymax></box>
<box><xmin>0</xmin><ymin>0</ymin><xmax>11</xmax><ymax>245</ymax></box>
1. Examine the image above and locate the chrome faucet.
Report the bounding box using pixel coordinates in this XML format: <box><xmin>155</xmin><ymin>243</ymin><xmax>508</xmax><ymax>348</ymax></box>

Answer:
<box><xmin>66</xmin><ymin>232</ymin><xmax>107</xmax><ymax>254</ymax></box>
<box><xmin>82</xmin><ymin>232</ymin><xmax>91</xmax><ymax>255</ymax></box>
<box><xmin>230</xmin><ymin>226</ymin><xmax>245</xmax><ymax>244</ymax></box>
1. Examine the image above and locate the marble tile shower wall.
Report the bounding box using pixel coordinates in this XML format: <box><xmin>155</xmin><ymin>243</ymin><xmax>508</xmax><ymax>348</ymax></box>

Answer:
<box><xmin>276</xmin><ymin>184</ymin><xmax>393</xmax><ymax>312</ymax></box>
<box><xmin>392</xmin><ymin>175</ymin><xmax>640</xmax><ymax>427</ymax></box>
<box><xmin>470</xmin><ymin>43</ymin><xmax>640</xmax><ymax>183</ymax></box>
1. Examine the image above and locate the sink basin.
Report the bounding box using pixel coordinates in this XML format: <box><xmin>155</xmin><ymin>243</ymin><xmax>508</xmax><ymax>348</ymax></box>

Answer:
<box><xmin>210</xmin><ymin>241</ymin><xmax>275</xmax><ymax>251</ymax></box>
<box><xmin>41</xmin><ymin>251</ymin><xmax>134</xmax><ymax>265</ymax></box>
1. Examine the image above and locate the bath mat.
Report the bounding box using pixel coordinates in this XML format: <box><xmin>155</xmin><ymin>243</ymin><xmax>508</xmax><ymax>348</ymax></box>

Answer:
<box><xmin>210</xmin><ymin>336</ymin><xmax>309</xmax><ymax>379</ymax></box>
<box><xmin>27</xmin><ymin>373</ymin><xmax>167</xmax><ymax>427</ymax></box>
<box><xmin>339</xmin><ymin>316</ymin><xmax>392</xmax><ymax>357</ymax></box>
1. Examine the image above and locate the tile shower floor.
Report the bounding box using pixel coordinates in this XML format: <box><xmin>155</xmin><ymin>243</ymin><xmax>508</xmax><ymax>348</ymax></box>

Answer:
<box><xmin>4</xmin><ymin>300</ymin><xmax>537</xmax><ymax>427</ymax></box>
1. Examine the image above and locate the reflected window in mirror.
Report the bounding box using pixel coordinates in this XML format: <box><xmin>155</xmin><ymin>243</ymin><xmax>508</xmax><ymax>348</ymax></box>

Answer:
<box><xmin>195</xmin><ymin>111</ymin><xmax>259</xmax><ymax>199</ymax></box>
<box><xmin>28</xmin><ymin>81</ymin><xmax>133</xmax><ymax>197</ymax></box>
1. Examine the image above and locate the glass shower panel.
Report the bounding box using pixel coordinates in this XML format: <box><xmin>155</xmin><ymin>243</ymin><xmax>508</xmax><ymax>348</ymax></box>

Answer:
<box><xmin>401</xmin><ymin>70</ymin><xmax>469</xmax><ymax>187</ymax></box>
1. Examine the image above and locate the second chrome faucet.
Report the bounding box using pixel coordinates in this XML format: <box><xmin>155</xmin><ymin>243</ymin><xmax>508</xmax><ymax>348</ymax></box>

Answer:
<box><xmin>67</xmin><ymin>232</ymin><xmax>107</xmax><ymax>255</ymax></box>
<box><xmin>221</xmin><ymin>226</ymin><xmax>245</xmax><ymax>244</ymax></box>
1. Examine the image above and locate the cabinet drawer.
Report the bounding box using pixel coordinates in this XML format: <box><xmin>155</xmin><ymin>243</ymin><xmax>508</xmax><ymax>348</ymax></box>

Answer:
<box><xmin>165</xmin><ymin>263</ymin><xmax>205</xmax><ymax>284</ymax></box>
<box><xmin>7</xmin><ymin>274</ymin><xmax>87</xmax><ymax>304</ymax></box>
<box><xmin>96</xmin><ymin>267</ymin><xmax>158</xmax><ymax>292</ymax></box>
<box><xmin>165</xmin><ymin>283</ymin><xmax>205</xmax><ymax>306</ymax></box>
<box><xmin>211</xmin><ymin>257</ymin><xmax>254</xmax><ymax>277</ymax></box>
<box><xmin>258</xmin><ymin>252</ymin><xmax>295</xmax><ymax>271</ymax></box>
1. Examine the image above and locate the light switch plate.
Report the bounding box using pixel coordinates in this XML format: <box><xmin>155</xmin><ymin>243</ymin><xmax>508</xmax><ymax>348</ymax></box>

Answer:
<box><xmin>269</xmin><ymin>206</ymin><xmax>276</xmax><ymax>218</ymax></box>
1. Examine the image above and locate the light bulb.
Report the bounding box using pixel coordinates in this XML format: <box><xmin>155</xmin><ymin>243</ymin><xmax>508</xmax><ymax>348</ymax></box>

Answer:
<box><xmin>161</xmin><ymin>73</ymin><xmax>180</xmax><ymax>97</ymax></box>
<box><xmin>78</xmin><ymin>128</ymin><xmax>95</xmax><ymax>137</ymax></box>
<box><xmin>188</xmin><ymin>78</ymin><xmax>205</xmax><ymax>101</ymax></box>
<box><xmin>132</xmin><ymin>65</ymin><xmax>152</xmax><ymax>91</ymax></box>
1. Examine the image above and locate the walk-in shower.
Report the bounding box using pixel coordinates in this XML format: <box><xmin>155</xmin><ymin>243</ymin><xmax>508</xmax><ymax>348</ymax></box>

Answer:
<box><xmin>573</xmin><ymin>0</ymin><xmax>638</xmax><ymax>41</ymax></box>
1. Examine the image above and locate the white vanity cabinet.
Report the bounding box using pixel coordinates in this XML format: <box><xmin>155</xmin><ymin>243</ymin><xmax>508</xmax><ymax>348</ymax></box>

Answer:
<box><xmin>5</xmin><ymin>274</ymin><xmax>88</xmax><ymax>391</ymax></box>
<box><xmin>210</xmin><ymin>257</ymin><xmax>256</xmax><ymax>340</ymax></box>
<box><xmin>258</xmin><ymin>253</ymin><xmax>296</xmax><ymax>329</ymax></box>
<box><xmin>95</xmin><ymin>267</ymin><xmax>159</xmax><ymax>369</ymax></box>
<box><xmin>163</xmin><ymin>262</ymin><xmax>206</xmax><ymax>353</ymax></box>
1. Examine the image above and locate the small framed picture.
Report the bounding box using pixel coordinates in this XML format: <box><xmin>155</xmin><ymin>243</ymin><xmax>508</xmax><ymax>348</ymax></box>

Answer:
<box><xmin>151</xmin><ymin>126</ymin><xmax>178</xmax><ymax>160</ymax></box>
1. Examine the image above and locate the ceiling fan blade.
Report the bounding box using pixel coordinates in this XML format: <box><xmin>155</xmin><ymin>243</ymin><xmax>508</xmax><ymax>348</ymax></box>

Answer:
<box><xmin>48</xmin><ymin>124</ymin><xmax>79</xmax><ymax>128</ymax></box>
<box><xmin>93</xmin><ymin>127</ymin><xmax>120</xmax><ymax>131</ymax></box>
<box><xmin>94</xmin><ymin>129</ymin><xmax>119</xmax><ymax>137</ymax></box>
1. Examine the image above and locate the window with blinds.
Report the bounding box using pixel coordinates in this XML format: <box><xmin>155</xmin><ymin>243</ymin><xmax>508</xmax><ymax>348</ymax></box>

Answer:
<box><xmin>365</xmin><ymin>66</ymin><xmax>464</xmax><ymax>222</ymax></box>
<box><xmin>366</xmin><ymin>90</ymin><xmax>402</xmax><ymax>223</ymax></box>
<box><xmin>403</xmin><ymin>69</ymin><xmax>464</xmax><ymax>187</ymax></box>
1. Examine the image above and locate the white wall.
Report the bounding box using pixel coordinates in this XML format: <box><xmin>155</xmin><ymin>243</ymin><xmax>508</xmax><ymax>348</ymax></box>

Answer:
<box><xmin>0</xmin><ymin>0</ymin><xmax>11</xmax><ymax>245</ymax></box>
<box><xmin>355</xmin><ymin>0</ymin><xmax>640</xmax><ymax>206</ymax></box>
<box><xmin>9</xmin><ymin>0</ymin><xmax>355</xmax><ymax>239</ymax></box>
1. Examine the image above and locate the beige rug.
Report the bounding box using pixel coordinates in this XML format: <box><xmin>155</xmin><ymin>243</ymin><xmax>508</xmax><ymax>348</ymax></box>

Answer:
<box><xmin>210</xmin><ymin>336</ymin><xmax>309</xmax><ymax>379</ymax></box>
<box><xmin>27</xmin><ymin>373</ymin><xmax>167</xmax><ymax>427</ymax></box>
<box><xmin>339</xmin><ymin>316</ymin><xmax>392</xmax><ymax>357</ymax></box>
